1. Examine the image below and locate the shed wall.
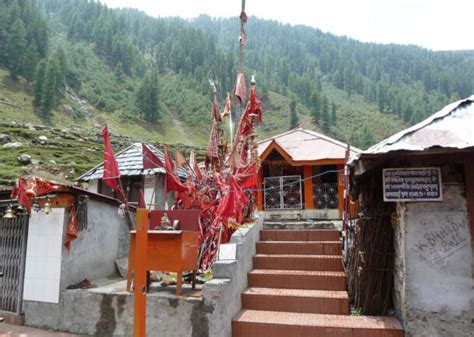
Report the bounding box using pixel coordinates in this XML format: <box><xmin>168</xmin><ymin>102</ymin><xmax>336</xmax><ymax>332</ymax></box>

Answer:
<box><xmin>394</xmin><ymin>178</ymin><xmax>473</xmax><ymax>336</ymax></box>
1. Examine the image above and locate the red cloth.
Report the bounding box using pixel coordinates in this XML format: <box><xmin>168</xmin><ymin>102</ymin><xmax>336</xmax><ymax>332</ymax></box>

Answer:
<box><xmin>211</xmin><ymin>94</ymin><xmax>221</xmax><ymax>123</ymax></box>
<box><xmin>236</xmin><ymin>163</ymin><xmax>258</xmax><ymax>188</ymax></box>
<box><xmin>207</xmin><ymin>121</ymin><xmax>219</xmax><ymax>159</ymax></box>
<box><xmin>11</xmin><ymin>177</ymin><xmax>63</xmax><ymax>212</ymax></box>
<box><xmin>248</xmin><ymin>85</ymin><xmax>262</xmax><ymax>124</ymax></box>
<box><xmin>65</xmin><ymin>204</ymin><xmax>78</xmax><ymax>251</ymax></box>
<box><xmin>164</xmin><ymin>146</ymin><xmax>187</xmax><ymax>195</ymax></box>
<box><xmin>102</xmin><ymin>127</ymin><xmax>122</xmax><ymax>194</ymax></box>
<box><xmin>234</xmin><ymin>72</ymin><xmax>246</xmax><ymax>103</ymax></box>
<box><xmin>142</xmin><ymin>144</ymin><xmax>164</xmax><ymax>169</ymax></box>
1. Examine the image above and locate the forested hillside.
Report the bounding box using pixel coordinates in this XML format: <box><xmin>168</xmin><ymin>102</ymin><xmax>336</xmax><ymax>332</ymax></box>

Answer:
<box><xmin>1</xmin><ymin>0</ymin><xmax>473</xmax><ymax>156</ymax></box>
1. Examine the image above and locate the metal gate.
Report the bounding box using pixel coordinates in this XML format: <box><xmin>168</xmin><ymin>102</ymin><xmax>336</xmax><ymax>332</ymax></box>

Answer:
<box><xmin>264</xmin><ymin>175</ymin><xmax>302</xmax><ymax>210</ymax></box>
<box><xmin>0</xmin><ymin>214</ymin><xmax>28</xmax><ymax>314</ymax></box>
<box><xmin>313</xmin><ymin>183</ymin><xmax>339</xmax><ymax>209</ymax></box>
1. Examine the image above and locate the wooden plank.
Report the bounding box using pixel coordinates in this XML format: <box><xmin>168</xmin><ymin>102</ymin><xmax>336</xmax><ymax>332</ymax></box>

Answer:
<box><xmin>304</xmin><ymin>166</ymin><xmax>315</xmax><ymax>209</ymax></box>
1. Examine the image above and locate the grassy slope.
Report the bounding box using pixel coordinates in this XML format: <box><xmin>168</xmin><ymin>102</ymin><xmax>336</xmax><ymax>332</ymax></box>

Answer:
<box><xmin>0</xmin><ymin>36</ymin><xmax>409</xmax><ymax>186</ymax></box>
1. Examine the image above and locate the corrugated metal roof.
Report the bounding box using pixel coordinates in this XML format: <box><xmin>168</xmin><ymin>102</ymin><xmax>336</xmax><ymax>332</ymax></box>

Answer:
<box><xmin>349</xmin><ymin>95</ymin><xmax>474</xmax><ymax>174</ymax></box>
<box><xmin>77</xmin><ymin>143</ymin><xmax>187</xmax><ymax>181</ymax></box>
<box><xmin>258</xmin><ymin>127</ymin><xmax>360</xmax><ymax>162</ymax></box>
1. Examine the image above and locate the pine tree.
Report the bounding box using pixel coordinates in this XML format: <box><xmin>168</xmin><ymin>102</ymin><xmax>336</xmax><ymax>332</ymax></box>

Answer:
<box><xmin>136</xmin><ymin>72</ymin><xmax>159</xmax><ymax>122</ymax></box>
<box><xmin>41</xmin><ymin>61</ymin><xmax>57</xmax><ymax>114</ymax></box>
<box><xmin>34</xmin><ymin>59</ymin><xmax>47</xmax><ymax>107</ymax></box>
<box><xmin>321</xmin><ymin>96</ymin><xmax>330</xmax><ymax>133</ymax></box>
<box><xmin>331</xmin><ymin>102</ymin><xmax>337</xmax><ymax>123</ymax></box>
<box><xmin>23</xmin><ymin>41</ymin><xmax>40</xmax><ymax>82</ymax></box>
<box><xmin>53</xmin><ymin>47</ymin><xmax>67</xmax><ymax>88</ymax></box>
<box><xmin>289</xmin><ymin>98</ymin><xmax>299</xmax><ymax>129</ymax></box>
<box><xmin>310</xmin><ymin>90</ymin><xmax>320</xmax><ymax>124</ymax></box>
<box><xmin>6</xmin><ymin>19</ymin><xmax>27</xmax><ymax>78</ymax></box>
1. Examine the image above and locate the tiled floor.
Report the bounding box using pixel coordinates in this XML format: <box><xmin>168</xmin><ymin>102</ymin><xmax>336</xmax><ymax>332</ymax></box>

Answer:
<box><xmin>0</xmin><ymin>323</ymin><xmax>81</xmax><ymax>337</ymax></box>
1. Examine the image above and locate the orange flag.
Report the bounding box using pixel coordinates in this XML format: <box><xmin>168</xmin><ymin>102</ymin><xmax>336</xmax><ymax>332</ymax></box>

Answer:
<box><xmin>175</xmin><ymin>149</ymin><xmax>187</xmax><ymax>168</ymax></box>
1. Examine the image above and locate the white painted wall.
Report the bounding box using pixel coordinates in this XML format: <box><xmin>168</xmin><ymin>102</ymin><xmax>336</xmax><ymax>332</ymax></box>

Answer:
<box><xmin>23</xmin><ymin>208</ymin><xmax>65</xmax><ymax>304</ymax></box>
<box><xmin>87</xmin><ymin>179</ymin><xmax>99</xmax><ymax>193</ymax></box>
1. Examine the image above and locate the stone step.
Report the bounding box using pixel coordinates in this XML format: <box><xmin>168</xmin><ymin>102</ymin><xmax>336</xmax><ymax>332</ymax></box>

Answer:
<box><xmin>256</xmin><ymin>240</ymin><xmax>341</xmax><ymax>255</ymax></box>
<box><xmin>242</xmin><ymin>287</ymin><xmax>349</xmax><ymax>315</ymax></box>
<box><xmin>248</xmin><ymin>269</ymin><xmax>347</xmax><ymax>291</ymax></box>
<box><xmin>260</xmin><ymin>229</ymin><xmax>340</xmax><ymax>242</ymax></box>
<box><xmin>232</xmin><ymin>310</ymin><xmax>404</xmax><ymax>337</ymax></box>
<box><xmin>253</xmin><ymin>254</ymin><xmax>344</xmax><ymax>271</ymax></box>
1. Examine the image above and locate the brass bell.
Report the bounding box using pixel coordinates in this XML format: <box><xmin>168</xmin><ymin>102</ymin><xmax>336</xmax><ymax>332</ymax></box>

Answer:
<box><xmin>3</xmin><ymin>204</ymin><xmax>15</xmax><ymax>219</ymax></box>
<box><xmin>43</xmin><ymin>198</ymin><xmax>52</xmax><ymax>214</ymax></box>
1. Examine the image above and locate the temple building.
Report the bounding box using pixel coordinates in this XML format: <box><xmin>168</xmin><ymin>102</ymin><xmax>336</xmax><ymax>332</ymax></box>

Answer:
<box><xmin>257</xmin><ymin>127</ymin><xmax>359</xmax><ymax>220</ymax></box>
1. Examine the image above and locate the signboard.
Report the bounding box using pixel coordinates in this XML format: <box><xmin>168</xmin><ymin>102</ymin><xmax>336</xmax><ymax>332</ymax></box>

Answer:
<box><xmin>383</xmin><ymin>167</ymin><xmax>442</xmax><ymax>202</ymax></box>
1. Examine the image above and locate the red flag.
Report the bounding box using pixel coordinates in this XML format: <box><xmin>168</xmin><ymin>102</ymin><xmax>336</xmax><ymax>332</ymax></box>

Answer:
<box><xmin>207</xmin><ymin>121</ymin><xmax>219</xmax><ymax>159</ymax></box>
<box><xmin>175</xmin><ymin>149</ymin><xmax>187</xmax><ymax>168</ymax></box>
<box><xmin>102</xmin><ymin>127</ymin><xmax>120</xmax><ymax>190</ymax></box>
<box><xmin>143</xmin><ymin>144</ymin><xmax>164</xmax><ymax>169</ymax></box>
<box><xmin>234</xmin><ymin>72</ymin><xmax>246</xmax><ymax>103</ymax></box>
<box><xmin>164</xmin><ymin>146</ymin><xmax>186</xmax><ymax>195</ymax></box>
<box><xmin>248</xmin><ymin>85</ymin><xmax>262</xmax><ymax>124</ymax></box>
<box><xmin>65</xmin><ymin>205</ymin><xmax>78</xmax><ymax>251</ymax></box>
<box><xmin>190</xmin><ymin>150</ymin><xmax>202</xmax><ymax>181</ymax></box>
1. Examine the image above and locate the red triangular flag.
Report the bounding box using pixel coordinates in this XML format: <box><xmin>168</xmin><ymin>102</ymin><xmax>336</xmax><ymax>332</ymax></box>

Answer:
<box><xmin>142</xmin><ymin>144</ymin><xmax>164</xmax><ymax>169</ymax></box>
<box><xmin>234</xmin><ymin>72</ymin><xmax>246</xmax><ymax>103</ymax></box>
<box><xmin>102</xmin><ymin>127</ymin><xmax>121</xmax><ymax>190</ymax></box>
<box><xmin>102</xmin><ymin>126</ymin><xmax>126</xmax><ymax>201</ymax></box>
<box><xmin>164</xmin><ymin>146</ymin><xmax>186</xmax><ymax>195</ymax></box>
<box><xmin>175</xmin><ymin>149</ymin><xmax>187</xmax><ymax>168</ymax></box>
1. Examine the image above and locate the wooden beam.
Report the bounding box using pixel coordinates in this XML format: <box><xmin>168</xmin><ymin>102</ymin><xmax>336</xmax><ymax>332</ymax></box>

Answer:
<box><xmin>304</xmin><ymin>166</ymin><xmax>314</xmax><ymax>209</ymax></box>
<box><xmin>337</xmin><ymin>164</ymin><xmax>344</xmax><ymax>218</ymax></box>
<box><xmin>464</xmin><ymin>161</ymin><xmax>474</xmax><ymax>245</ymax></box>
<box><xmin>134</xmin><ymin>208</ymin><xmax>149</xmax><ymax>337</ymax></box>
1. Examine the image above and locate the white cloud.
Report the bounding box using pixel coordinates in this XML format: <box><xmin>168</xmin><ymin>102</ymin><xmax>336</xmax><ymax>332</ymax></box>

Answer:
<box><xmin>102</xmin><ymin>0</ymin><xmax>474</xmax><ymax>50</ymax></box>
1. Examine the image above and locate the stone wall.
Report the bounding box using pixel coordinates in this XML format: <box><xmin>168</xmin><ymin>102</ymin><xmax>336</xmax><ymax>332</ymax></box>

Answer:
<box><xmin>393</xmin><ymin>178</ymin><xmax>473</xmax><ymax>336</ymax></box>
<box><xmin>24</xmin><ymin>216</ymin><xmax>264</xmax><ymax>336</ymax></box>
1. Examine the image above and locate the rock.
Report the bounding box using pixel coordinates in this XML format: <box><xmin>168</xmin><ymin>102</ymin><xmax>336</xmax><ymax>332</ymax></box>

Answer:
<box><xmin>63</xmin><ymin>105</ymin><xmax>79</xmax><ymax>120</ymax></box>
<box><xmin>38</xmin><ymin>135</ymin><xmax>48</xmax><ymax>141</ymax></box>
<box><xmin>31</xmin><ymin>159</ymin><xmax>43</xmax><ymax>165</ymax></box>
<box><xmin>17</xmin><ymin>154</ymin><xmax>32</xmax><ymax>165</ymax></box>
<box><xmin>3</xmin><ymin>142</ymin><xmax>22</xmax><ymax>148</ymax></box>
<box><xmin>49</xmin><ymin>159</ymin><xmax>57</xmax><ymax>165</ymax></box>
<box><xmin>0</xmin><ymin>134</ymin><xmax>11</xmax><ymax>144</ymax></box>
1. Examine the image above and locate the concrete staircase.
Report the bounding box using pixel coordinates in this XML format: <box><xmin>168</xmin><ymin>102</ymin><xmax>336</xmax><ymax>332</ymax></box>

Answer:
<box><xmin>232</xmin><ymin>229</ymin><xmax>404</xmax><ymax>337</ymax></box>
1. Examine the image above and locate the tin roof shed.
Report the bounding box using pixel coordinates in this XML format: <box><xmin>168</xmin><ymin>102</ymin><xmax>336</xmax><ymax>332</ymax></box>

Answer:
<box><xmin>77</xmin><ymin>142</ymin><xmax>187</xmax><ymax>181</ymax></box>
<box><xmin>258</xmin><ymin>127</ymin><xmax>360</xmax><ymax>165</ymax></box>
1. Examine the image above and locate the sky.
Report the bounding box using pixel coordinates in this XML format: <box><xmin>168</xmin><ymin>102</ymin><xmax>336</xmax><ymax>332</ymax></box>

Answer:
<box><xmin>101</xmin><ymin>0</ymin><xmax>474</xmax><ymax>51</ymax></box>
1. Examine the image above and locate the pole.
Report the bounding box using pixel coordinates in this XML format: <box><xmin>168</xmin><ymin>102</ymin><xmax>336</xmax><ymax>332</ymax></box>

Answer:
<box><xmin>133</xmin><ymin>208</ymin><xmax>149</xmax><ymax>337</ymax></box>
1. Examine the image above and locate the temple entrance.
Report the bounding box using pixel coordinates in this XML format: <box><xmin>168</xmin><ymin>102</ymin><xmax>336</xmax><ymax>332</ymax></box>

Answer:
<box><xmin>263</xmin><ymin>175</ymin><xmax>302</xmax><ymax>210</ymax></box>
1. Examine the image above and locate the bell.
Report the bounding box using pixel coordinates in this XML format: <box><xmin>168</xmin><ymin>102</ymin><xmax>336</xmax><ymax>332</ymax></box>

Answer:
<box><xmin>3</xmin><ymin>204</ymin><xmax>15</xmax><ymax>219</ymax></box>
<box><xmin>43</xmin><ymin>198</ymin><xmax>52</xmax><ymax>214</ymax></box>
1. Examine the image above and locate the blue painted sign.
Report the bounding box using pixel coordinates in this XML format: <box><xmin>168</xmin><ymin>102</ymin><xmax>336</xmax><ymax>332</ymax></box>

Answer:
<box><xmin>383</xmin><ymin>167</ymin><xmax>443</xmax><ymax>202</ymax></box>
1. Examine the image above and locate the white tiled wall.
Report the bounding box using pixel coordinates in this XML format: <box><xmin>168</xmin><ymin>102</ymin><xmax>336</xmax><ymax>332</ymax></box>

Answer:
<box><xmin>23</xmin><ymin>208</ymin><xmax>65</xmax><ymax>304</ymax></box>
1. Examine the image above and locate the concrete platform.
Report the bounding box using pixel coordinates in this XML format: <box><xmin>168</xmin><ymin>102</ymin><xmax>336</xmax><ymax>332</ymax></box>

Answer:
<box><xmin>0</xmin><ymin>323</ymin><xmax>81</xmax><ymax>336</ymax></box>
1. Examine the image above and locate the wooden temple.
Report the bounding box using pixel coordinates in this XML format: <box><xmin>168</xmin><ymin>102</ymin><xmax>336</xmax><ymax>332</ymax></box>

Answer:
<box><xmin>256</xmin><ymin>127</ymin><xmax>359</xmax><ymax>219</ymax></box>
